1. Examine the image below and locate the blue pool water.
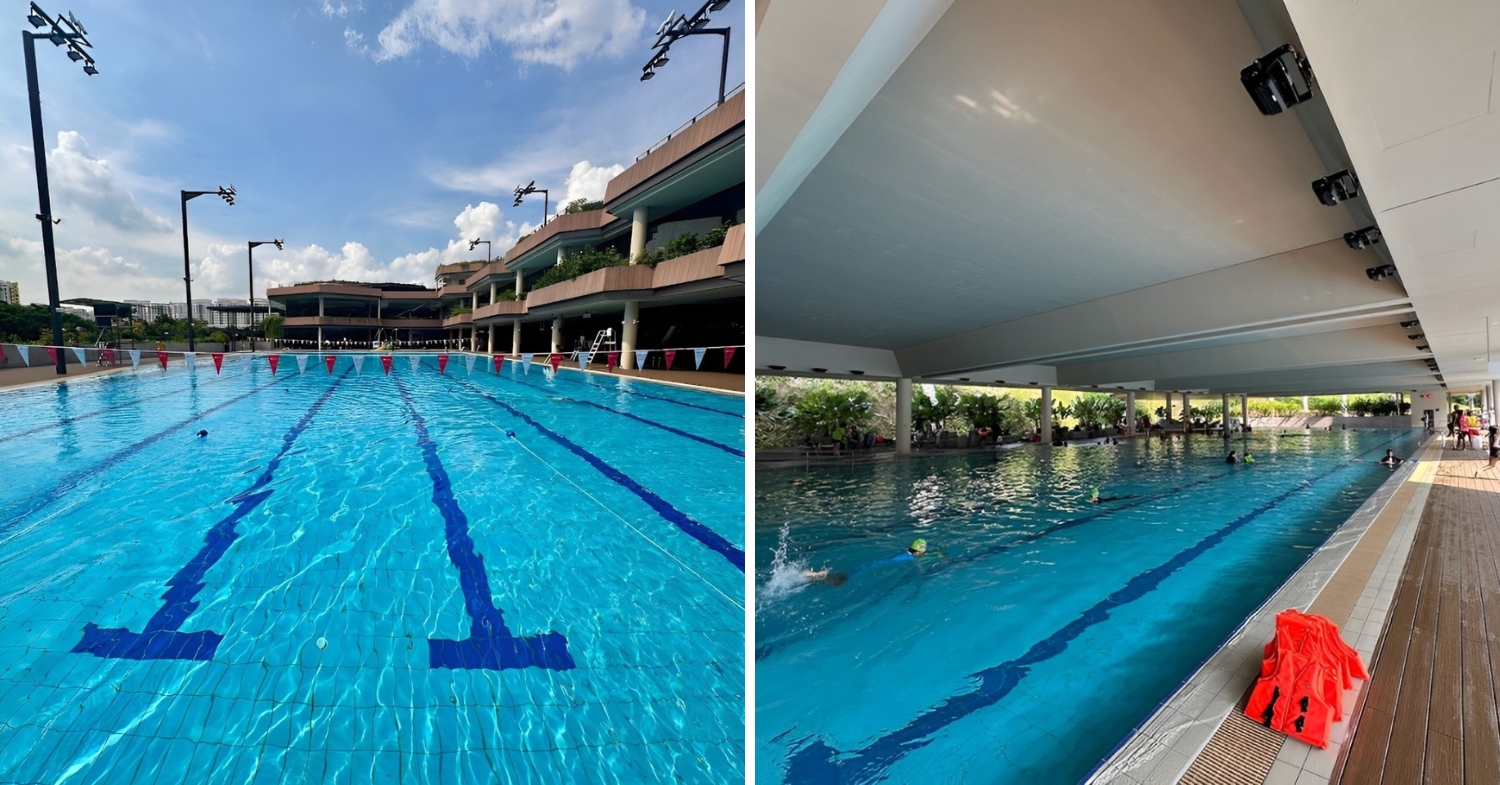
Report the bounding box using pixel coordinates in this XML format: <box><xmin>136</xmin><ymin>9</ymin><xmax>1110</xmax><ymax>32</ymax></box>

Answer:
<box><xmin>755</xmin><ymin>429</ymin><xmax>1422</xmax><ymax>784</ymax></box>
<box><xmin>0</xmin><ymin>355</ymin><xmax>745</xmax><ymax>784</ymax></box>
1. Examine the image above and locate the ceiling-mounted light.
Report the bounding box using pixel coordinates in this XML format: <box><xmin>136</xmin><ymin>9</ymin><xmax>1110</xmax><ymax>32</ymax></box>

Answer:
<box><xmin>1241</xmin><ymin>44</ymin><xmax>1315</xmax><ymax>116</ymax></box>
<box><xmin>1366</xmin><ymin>264</ymin><xmax>1397</xmax><ymax>281</ymax></box>
<box><xmin>811</xmin><ymin>367</ymin><xmax>828</xmax><ymax>373</ymax></box>
<box><xmin>850</xmin><ymin>370</ymin><xmax>865</xmax><ymax>375</ymax></box>
<box><xmin>1311</xmin><ymin>170</ymin><xmax>1359</xmax><ymax>206</ymax></box>
<box><xmin>1346</xmin><ymin>226</ymin><xmax>1382</xmax><ymax>250</ymax></box>
<box><xmin>1400</xmin><ymin>319</ymin><xmax>1420</xmax><ymax>329</ymax></box>
<box><xmin>1407</xmin><ymin>333</ymin><xmax>1424</xmax><ymax>340</ymax></box>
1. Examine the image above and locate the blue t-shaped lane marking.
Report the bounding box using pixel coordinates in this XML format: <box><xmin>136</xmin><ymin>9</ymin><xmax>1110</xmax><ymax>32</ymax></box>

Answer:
<box><xmin>448</xmin><ymin>376</ymin><xmax>746</xmax><ymax>572</ymax></box>
<box><xmin>498</xmin><ymin>374</ymin><xmax>743</xmax><ymax>456</ymax></box>
<box><xmin>395</xmin><ymin>379</ymin><xmax>575</xmax><ymax>672</ymax></box>
<box><xmin>780</xmin><ymin>432</ymin><xmax>1408</xmax><ymax>783</ymax></box>
<box><xmin>73</xmin><ymin>371</ymin><xmax>347</xmax><ymax>661</ymax></box>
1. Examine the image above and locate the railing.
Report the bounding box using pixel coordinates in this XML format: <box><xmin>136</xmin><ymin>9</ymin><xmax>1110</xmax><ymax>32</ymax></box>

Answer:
<box><xmin>635</xmin><ymin>83</ymin><xmax>745</xmax><ymax>161</ymax></box>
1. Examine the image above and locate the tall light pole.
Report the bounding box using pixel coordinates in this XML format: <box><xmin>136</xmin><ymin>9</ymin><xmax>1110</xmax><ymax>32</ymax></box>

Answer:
<box><xmin>248</xmin><ymin>238</ymin><xmax>282</xmax><ymax>352</ymax></box>
<box><xmin>22</xmin><ymin>3</ymin><xmax>97</xmax><ymax>375</ymax></box>
<box><xmin>181</xmin><ymin>186</ymin><xmax>235</xmax><ymax>351</ymax></box>
<box><xmin>468</xmin><ymin>238</ymin><xmax>491</xmax><ymax>264</ymax></box>
<box><xmin>514</xmin><ymin>182</ymin><xmax>549</xmax><ymax>227</ymax></box>
<box><xmin>641</xmin><ymin>0</ymin><xmax>733</xmax><ymax>106</ymax></box>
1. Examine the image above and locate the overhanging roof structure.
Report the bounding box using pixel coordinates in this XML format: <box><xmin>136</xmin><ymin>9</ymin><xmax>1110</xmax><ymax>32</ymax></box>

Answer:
<box><xmin>756</xmin><ymin>0</ymin><xmax>1497</xmax><ymax>397</ymax></box>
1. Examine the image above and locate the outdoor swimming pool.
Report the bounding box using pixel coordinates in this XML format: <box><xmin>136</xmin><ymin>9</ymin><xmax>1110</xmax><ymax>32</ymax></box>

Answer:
<box><xmin>0</xmin><ymin>355</ymin><xmax>745</xmax><ymax>784</ymax></box>
<box><xmin>755</xmin><ymin>428</ymin><xmax>1423</xmax><ymax>784</ymax></box>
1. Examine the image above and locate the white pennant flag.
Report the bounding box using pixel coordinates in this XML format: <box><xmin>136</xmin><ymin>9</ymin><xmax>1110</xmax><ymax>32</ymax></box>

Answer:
<box><xmin>351</xmin><ymin>355</ymin><xmax>365</xmax><ymax>375</ymax></box>
<box><xmin>578</xmin><ymin>351</ymin><xmax>591</xmax><ymax>371</ymax></box>
<box><xmin>183</xmin><ymin>352</ymin><xmax>197</xmax><ymax>371</ymax></box>
<box><xmin>295</xmin><ymin>354</ymin><xmax>309</xmax><ymax>374</ymax></box>
<box><xmin>129</xmin><ymin>349</ymin><xmax>141</xmax><ymax>368</ymax></box>
<box><xmin>15</xmin><ymin>346</ymin><xmax>29</xmax><ymax>366</ymax></box>
<box><xmin>635</xmin><ymin>350</ymin><xmax>648</xmax><ymax>370</ymax></box>
<box><xmin>693</xmin><ymin>347</ymin><xmax>706</xmax><ymax>369</ymax></box>
<box><xmin>465</xmin><ymin>355</ymin><xmax>476</xmax><ymax>375</ymax></box>
<box><xmin>72</xmin><ymin>347</ymin><xmax>87</xmax><ymax>365</ymax></box>
<box><xmin>408</xmin><ymin>355</ymin><xmax>421</xmax><ymax>373</ymax></box>
<box><xmin>522</xmin><ymin>353</ymin><xmax>533</xmax><ymax>375</ymax></box>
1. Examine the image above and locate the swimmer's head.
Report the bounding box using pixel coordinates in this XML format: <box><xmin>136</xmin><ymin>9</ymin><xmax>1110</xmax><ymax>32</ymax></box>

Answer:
<box><xmin>909</xmin><ymin>539</ymin><xmax>927</xmax><ymax>555</ymax></box>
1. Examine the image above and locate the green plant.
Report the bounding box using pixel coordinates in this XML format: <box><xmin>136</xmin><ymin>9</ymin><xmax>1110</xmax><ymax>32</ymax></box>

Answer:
<box><xmin>1068</xmin><ymin>393</ymin><xmax>1119</xmax><ymax>431</ymax></box>
<box><xmin>446</xmin><ymin>305</ymin><xmax>474</xmax><ymax>316</ymax></box>
<box><xmin>564</xmin><ymin>198</ymin><xmax>604</xmax><ymax>214</ymax></box>
<box><xmin>207</xmin><ymin>331</ymin><xmax>230</xmax><ymax>344</ymax></box>
<box><xmin>634</xmin><ymin>222</ymin><xmax>736</xmax><ymax>267</ymax></box>
<box><xmin>495</xmin><ymin>289</ymin><xmax>519</xmax><ymax>302</ymax></box>
<box><xmin>533</xmin><ymin>246</ymin><xmax>629</xmax><ymax>289</ymax></box>
<box><xmin>790</xmin><ymin>383</ymin><xmax>875</xmax><ymax>441</ymax></box>
<box><xmin>1023</xmin><ymin>398</ymin><xmax>1044</xmax><ymax>433</ymax></box>
<box><xmin>1308</xmin><ymin>396</ymin><xmax>1344</xmax><ymax>416</ymax></box>
<box><xmin>262</xmin><ymin>314</ymin><xmax>284</xmax><ymax>339</ymax></box>
<box><xmin>912</xmin><ymin>385</ymin><xmax>963</xmax><ymax>432</ymax></box>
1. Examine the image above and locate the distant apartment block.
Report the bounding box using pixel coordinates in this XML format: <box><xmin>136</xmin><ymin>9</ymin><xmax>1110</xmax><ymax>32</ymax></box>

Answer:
<box><xmin>0</xmin><ymin>280</ymin><xmax>18</xmax><ymax>305</ymax></box>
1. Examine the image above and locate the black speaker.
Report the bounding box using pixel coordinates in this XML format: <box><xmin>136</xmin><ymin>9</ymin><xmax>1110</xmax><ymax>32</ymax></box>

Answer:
<box><xmin>1241</xmin><ymin>45</ymin><xmax>1314</xmax><ymax>116</ymax></box>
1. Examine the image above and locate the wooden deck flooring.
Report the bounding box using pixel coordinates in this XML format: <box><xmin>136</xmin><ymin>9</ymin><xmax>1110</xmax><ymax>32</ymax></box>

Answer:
<box><xmin>1338</xmin><ymin>449</ymin><xmax>1500</xmax><ymax>784</ymax></box>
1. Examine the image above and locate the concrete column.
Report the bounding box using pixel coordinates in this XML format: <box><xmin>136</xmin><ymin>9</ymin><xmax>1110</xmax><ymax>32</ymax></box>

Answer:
<box><xmin>488</xmin><ymin>282</ymin><xmax>496</xmax><ymax>307</ymax></box>
<box><xmin>621</xmin><ymin>301</ymin><xmax>640</xmax><ymax>370</ymax></box>
<box><xmin>1182</xmin><ymin>393</ymin><xmax>1191</xmax><ymax>422</ymax></box>
<box><xmin>1241</xmin><ymin>395</ymin><xmax>1249</xmax><ymax>427</ymax></box>
<box><xmin>1302</xmin><ymin>395</ymin><xmax>1309</xmax><ymax>412</ymax></box>
<box><xmin>557</xmin><ymin>246</ymin><xmax>565</xmax><ymax>267</ymax></box>
<box><xmin>1126</xmin><ymin>391</ymin><xmax>1136</xmax><ymax>435</ymax></box>
<box><xmin>472</xmin><ymin>292</ymin><xmax>478</xmax><ymax>311</ymax></box>
<box><xmin>1221</xmin><ymin>393</ymin><xmax>1230</xmax><ymax>436</ymax></box>
<box><xmin>550</xmin><ymin>315</ymin><xmax>563</xmax><ymax>353</ymax></box>
<box><xmin>630</xmin><ymin>206</ymin><xmax>649</xmax><ymax>263</ymax></box>
<box><xmin>1165</xmin><ymin>392</ymin><xmax>1174</xmax><ymax>423</ymax></box>
<box><xmin>487</xmin><ymin>324</ymin><xmax>495</xmax><ymax>354</ymax></box>
<box><xmin>318</xmin><ymin>296</ymin><xmax>324</xmax><ymax>317</ymax></box>
<box><xmin>1341</xmin><ymin>394</ymin><xmax>1349</xmax><ymax>416</ymax></box>
<box><xmin>317</xmin><ymin>326</ymin><xmax>323</xmax><ymax>350</ymax></box>
<box><xmin>515</xmin><ymin>271</ymin><xmax>524</xmax><ymax>296</ymax></box>
<box><xmin>1041</xmin><ymin>386</ymin><xmax>1053</xmax><ymax>445</ymax></box>
<box><xmin>896</xmin><ymin>378</ymin><xmax>913</xmax><ymax>456</ymax></box>
<box><xmin>512</xmin><ymin>321</ymin><xmax>521</xmax><ymax>355</ymax></box>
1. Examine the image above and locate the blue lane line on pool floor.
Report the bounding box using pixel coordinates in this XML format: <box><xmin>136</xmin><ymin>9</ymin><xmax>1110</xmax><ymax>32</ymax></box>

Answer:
<box><xmin>543</xmin><ymin>368</ymin><xmax>744</xmax><ymax>418</ymax></box>
<box><xmin>394</xmin><ymin>378</ymin><xmax>575</xmax><ymax>672</ymax></box>
<box><xmin>492</xmin><ymin>374</ymin><xmax>742</xmax><ymax>456</ymax></box>
<box><xmin>0</xmin><ymin>374</ymin><xmax>291</xmax><ymax>539</ymax></box>
<box><xmin>0</xmin><ymin>367</ymin><xmax>256</xmax><ymax>446</ymax></box>
<box><xmin>779</xmin><ymin>433</ymin><xmax>1408</xmax><ymax>783</ymax></box>
<box><xmin>72</xmin><ymin>370</ymin><xmax>348</xmax><ymax>662</ymax></box>
<box><xmin>448</xmin><ymin>376</ymin><xmax>746</xmax><ymax>572</ymax></box>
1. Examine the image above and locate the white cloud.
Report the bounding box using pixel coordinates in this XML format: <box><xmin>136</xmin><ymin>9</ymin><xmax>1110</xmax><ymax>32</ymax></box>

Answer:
<box><xmin>47</xmin><ymin>132</ymin><xmax>173</xmax><ymax>233</ymax></box>
<box><xmin>453</xmin><ymin>202</ymin><xmax>502</xmax><ymax>241</ymax></box>
<box><xmin>561</xmin><ymin>160</ymin><xmax>624</xmax><ymax>204</ymax></box>
<box><xmin>344</xmin><ymin>27</ymin><xmax>367</xmax><ymax>54</ymax></box>
<box><xmin>323</xmin><ymin>1</ymin><xmax>350</xmax><ymax>18</ymax></box>
<box><xmin>369</xmin><ymin>0</ymin><xmax>647</xmax><ymax>70</ymax></box>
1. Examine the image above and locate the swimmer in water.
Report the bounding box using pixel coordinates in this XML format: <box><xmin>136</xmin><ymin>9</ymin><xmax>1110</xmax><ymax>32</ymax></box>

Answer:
<box><xmin>1089</xmin><ymin>487</ymin><xmax>1138</xmax><ymax>504</ymax></box>
<box><xmin>196</xmin><ymin>430</ymin><xmax>208</xmax><ymax>438</ymax></box>
<box><xmin>1226</xmin><ymin>450</ymin><xmax>1238</xmax><ymax>464</ymax></box>
<box><xmin>803</xmin><ymin>539</ymin><xmax>943</xmax><ymax>585</ymax></box>
<box><xmin>1243</xmin><ymin>453</ymin><xmax>1255</xmax><ymax>465</ymax></box>
<box><xmin>1380</xmin><ymin>449</ymin><xmax>1403</xmax><ymax>467</ymax></box>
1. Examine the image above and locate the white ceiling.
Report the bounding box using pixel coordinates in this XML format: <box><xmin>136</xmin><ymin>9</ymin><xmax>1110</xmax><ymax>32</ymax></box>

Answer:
<box><xmin>754</xmin><ymin>0</ymin><xmax>1486</xmax><ymax>396</ymax></box>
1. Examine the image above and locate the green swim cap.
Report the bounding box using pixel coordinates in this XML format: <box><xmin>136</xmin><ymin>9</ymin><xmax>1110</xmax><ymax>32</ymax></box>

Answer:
<box><xmin>1090</xmin><ymin>487</ymin><xmax>1100</xmax><ymax>497</ymax></box>
<box><xmin>910</xmin><ymin>539</ymin><xmax>927</xmax><ymax>553</ymax></box>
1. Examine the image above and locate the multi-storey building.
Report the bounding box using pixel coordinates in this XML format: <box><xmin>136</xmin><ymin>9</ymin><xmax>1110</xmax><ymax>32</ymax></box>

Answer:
<box><xmin>0</xmin><ymin>280</ymin><xmax>19</xmax><ymax>305</ymax></box>
<box><xmin>270</xmin><ymin>88</ymin><xmax>746</xmax><ymax>372</ymax></box>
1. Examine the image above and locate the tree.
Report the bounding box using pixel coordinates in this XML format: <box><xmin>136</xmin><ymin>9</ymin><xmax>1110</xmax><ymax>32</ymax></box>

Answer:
<box><xmin>790</xmin><ymin>383</ymin><xmax>875</xmax><ymax>442</ymax></box>
<box><xmin>1023</xmin><ymin>398</ymin><xmax>1044</xmax><ymax>433</ymax></box>
<box><xmin>533</xmin><ymin>246</ymin><xmax>629</xmax><ymax>289</ymax></box>
<box><xmin>912</xmin><ymin>385</ymin><xmax>962</xmax><ymax>434</ymax></box>
<box><xmin>564</xmin><ymin>198</ymin><xmax>603</xmax><ymax>214</ymax></box>
<box><xmin>262</xmin><ymin>314</ymin><xmax>284</xmax><ymax>339</ymax></box>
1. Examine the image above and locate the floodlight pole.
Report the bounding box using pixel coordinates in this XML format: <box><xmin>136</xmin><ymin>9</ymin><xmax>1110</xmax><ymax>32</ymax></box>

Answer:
<box><xmin>709</xmin><ymin>27</ymin><xmax>729</xmax><ymax>105</ymax></box>
<box><xmin>22</xmin><ymin>30</ymin><xmax>64</xmax><ymax>373</ymax></box>
<box><xmin>247</xmin><ymin>240</ymin><xmax>280</xmax><ymax>352</ymax></box>
<box><xmin>181</xmin><ymin>187</ymin><xmax>234</xmax><ymax>351</ymax></box>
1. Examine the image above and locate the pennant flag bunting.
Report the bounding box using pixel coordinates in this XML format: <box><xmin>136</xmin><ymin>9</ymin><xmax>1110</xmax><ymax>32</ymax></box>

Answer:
<box><xmin>492</xmin><ymin>355</ymin><xmax>504</xmax><ymax>374</ymax></box>
<box><xmin>184</xmin><ymin>352</ymin><xmax>197</xmax><ymax>372</ymax></box>
<box><xmin>381</xmin><ymin>355</ymin><xmax>393</xmax><ymax>375</ymax></box>
<box><xmin>212</xmin><ymin>353</ymin><xmax>224</xmax><ymax>374</ymax></box>
<box><xmin>0</xmin><ymin>344</ymin><xmax>6</xmax><ymax>362</ymax></box>
<box><xmin>577</xmin><ymin>351</ymin><xmax>591</xmax><ymax>371</ymax></box>
<box><xmin>157</xmin><ymin>351</ymin><xmax>169</xmax><ymax>370</ymax></box>
<box><xmin>268</xmin><ymin>354</ymin><xmax>280</xmax><ymax>374</ymax></box>
<box><xmin>693</xmin><ymin>348</ymin><xmax>706</xmax><ymax>369</ymax></box>
<box><xmin>15</xmin><ymin>345</ymin><xmax>29</xmax><ymax>366</ymax></box>
<box><xmin>635</xmin><ymin>350</ymin><xmax>648</xmax><ymax>370</ymax></box>
<box><xmin>352</xmin><ymin>355</ymin><xmax>365</xmax><ymax>375</ymax></box>
<box><xmin>129</xmin><ymin>350</ymin><xmax>140</xmax><ymax>368</ymax></box>
<box><xmin>408</xmin><ymin>355</ymin><xmax>421</xmax><ymax>373</ymax></box>
<box><xmin>607</xmin><ymin>351</ymin><xmax>619</xmax><ymax>371</ymax></box>
<box><xmin>522</xmin><ymin>353</ymin><xmax>534</xmax><ymax>375</ymax></box>
<box><xmin>295</xmin><ymin>355</ymin><xmax>309</xmax><ymax>374</ymax></box>
<box><xmin>72</xmin><ymin>347</ymin><xmax>86</xmax><ymax>365</ymax></box>
<box><xmin>723</xmin><ymin>346</ymin><xmax>737</xmax><ymax>368</ymax></box>
<box><xmin>324</xmin><ymin>354</ymin><xmax>337</xmax><ymax>374</ymax></box>
<box><xmin>464</xmin><ymin>355</ymin><xmax>476</xmax><ymax>375</ymax></box>
<box><xmin>102</xmin><ymin>348</ymin><xmax>115</xmax><ymax>365</ymax></box>
<box><xmin>664</xmin><ymin>350</ymin><xmax>677</xmax><ymax>369</ymax></box>
<box><xmin>549</xmin><ymin>353</ymin><xmax>562</xmax><ymax>373</ymax></box>
<box><xmin>438</xmin><ymin>354</ymin><xmax>449</xmax><ymax>374</ymax></box>
<box><xmin>45</xmin><ymin>347</ymin><xmax>57</xmax><ymax>366</ymax></box>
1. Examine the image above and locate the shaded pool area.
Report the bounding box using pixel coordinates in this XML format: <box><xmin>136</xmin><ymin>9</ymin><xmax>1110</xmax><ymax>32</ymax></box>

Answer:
<box><xmin>755</xmin><ymin>429</ymin><xmax>1422</xmax><ymax>784</ymax></box>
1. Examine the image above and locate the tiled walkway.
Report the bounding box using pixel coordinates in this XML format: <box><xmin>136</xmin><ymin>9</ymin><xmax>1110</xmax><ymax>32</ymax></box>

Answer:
<box><xmin>1337</xmin><ymin>448</ymin><xmax>1500</xmax><ymax>783</ymax></box>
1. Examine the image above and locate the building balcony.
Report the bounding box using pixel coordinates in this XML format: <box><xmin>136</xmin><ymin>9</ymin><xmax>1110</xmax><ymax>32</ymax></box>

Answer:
<box><xmin>473</xmin><ymin>301</ymin><xmax>526</xmax><ymax>323</ymax></box>
<box><xmin>283</xmin><ymin>316</ymin><xmax>443</xmax><ymax>328</ymax></box>
<box><xmin>606</xmin><ymin>89</ymin><xmax>745</xmax><ymax>206</ymax></box>
<box><xmin>438</xmin><ymin>284</ymin><xmax>470</xmax><ymax>300</ymax></box>
<box><xmin>441</xmin><ymin>312</ymin><xmax>474</xmax><ymax>328</ymax></box>
<box><xmin>652</xmin><ymin>247</ymin><xmax>730</xmax><ymax>288</ymax></box>
<box><xmin>524</xmin><ymin>265</ymin><xmax>655</xmax><ymax>310</ymax></box>
<box><xmin>502</xmin><ymin>210</ymin><xmax>618</xmax><ymax>273</ymax></box>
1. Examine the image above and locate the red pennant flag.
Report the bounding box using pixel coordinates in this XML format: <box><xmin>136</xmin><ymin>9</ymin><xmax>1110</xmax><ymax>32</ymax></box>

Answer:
<box><xmin>45</xmin><ymin>347</ymin><xmax>58</xmax><ymax>365</ymax></box>
<box><xmin>723</xmin><ymin>346</ymin><xmax>737</xmax><ymax>368</ymax></box>
<box><xmin>157</xmin><ymin>351</ymin><xmax>169</xmax><ymax>370</ymax></box>
<box><xmin>102</xmin><ymin>348</ymin><xmax>115</xmax><ymax>365</ymax></box>
<box><xmin>492</xmin><ymin>355</ymin><xmax>504</xmax><ymax>373</ymax></box>
<box><xmin>607</xmin><ymin>351</ymin><xmax>619</xmax><ymax>371</ymax></box>
<box><xmin>325</xmin><ymin>354</ymin><xmax>336</xmax><ymax>374</ymax></box>
<box><xmin>212</xmin><ymin>353</ymin><xmax>224</xmax><ymax>374</ymax></box>
<box><xmin>438</xmin><ymin>354</ymin><xmax>449</xmax><ymax>374</ymax></box>
<box><xmin>381</xmin><ymin>355</ymin><xmax>393</xmax><ymax>375</ymax></box>
<box><xmin>268</xmin><ymin>354</ymin><xmax>280</xmax><ymax>374</ymax></box>
<box><xmin>549</xmin><ymin>353</ymin><xmax>562</xmax><ymax>372</ymax></box>
<box><xmin>664</xmin><ymin>349</ymin><xmax>677</xmax><ymax>369</ymax></box>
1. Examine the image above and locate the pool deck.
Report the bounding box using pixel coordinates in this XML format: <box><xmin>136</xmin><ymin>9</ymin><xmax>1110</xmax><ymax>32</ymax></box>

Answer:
<box><xmin>0</xmin><ymin>362</ymin><xmax>133</xmax><ymax>390</ymax></box>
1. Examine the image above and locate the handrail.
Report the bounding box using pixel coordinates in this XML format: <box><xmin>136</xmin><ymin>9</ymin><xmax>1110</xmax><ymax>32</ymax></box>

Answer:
<box><xmin>635</xmin><ymin>82</ymin><xmax>746</xmax><ymax>162</ymax></box>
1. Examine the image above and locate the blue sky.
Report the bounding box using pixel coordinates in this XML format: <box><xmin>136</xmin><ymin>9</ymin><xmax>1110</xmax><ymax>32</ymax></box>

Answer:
<box><xmin>0</xmin><ymin>0</ymin><xmax>744</xmax><ymax>304</ymax></box>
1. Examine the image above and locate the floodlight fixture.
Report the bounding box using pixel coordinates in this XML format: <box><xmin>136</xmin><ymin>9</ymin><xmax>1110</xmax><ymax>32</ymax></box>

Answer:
<box><xmin>1345</xmin><ymin>226</ymin><xmax>1382</xmax><ymax>250</ymax></box>
<box><xmin>513</xmin><ymin>182</ymin><xmax>549</xmax><ymax>226</ymax></box>
<box><xmin>1241</xmin><ymin>44</ymin><xmax>1314</xmax><ymax>116</ymax></box>
<box><xmin>66</xmin><ymin>48</ymin><xmax>80</xmax><ymax>61</ymax></box>
<box><xmin>1400</xmin><ymin>319</ymin><xmax>1420</xmax><ymax>329</ymax></box>
<box><xmin>81</xmin><ymin>63</ymin><xmax>96</xmax><ymax>75</ymax></box>
<box><xmin>1311</xmin><ymin>169</ymin><xmax>1360</xmax><ymax>206</ymax></box>
<box><xmin>468</xmin><ymin>238</ymin><xmax>492</xmax><ymax>263</ymax></box>
<box><xmin>640</xmin><ymin>0</ymin><xmax>734</xmax><ymax>105</ymax></box>
<box><xmin>1365</xmin><ymin>264</ymin><xmax>1397</xmax><ymax>281</ymax></box>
